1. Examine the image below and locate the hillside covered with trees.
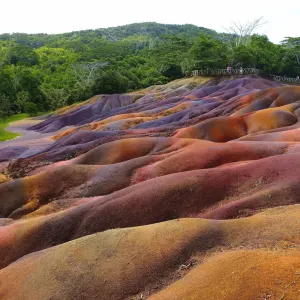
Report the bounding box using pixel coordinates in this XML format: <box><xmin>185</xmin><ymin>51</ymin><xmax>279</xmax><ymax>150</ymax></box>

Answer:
<box><xmin>0</xmin><ymin>22</ymin><xmax>299</xmax><ymax>117</ymax></box>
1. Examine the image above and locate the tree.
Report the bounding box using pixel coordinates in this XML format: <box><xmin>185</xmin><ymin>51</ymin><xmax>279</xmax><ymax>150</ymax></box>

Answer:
<box><xmin>231</xmin><ymin>45</ymin><xmax>256</xmax><ymax>67</ymax></box>
<box><xmin>0</xmin><ymin>109</ymin><xmax>6</xmax><ymax>121</ymax></box>
<box><xmin>42</xmin><ymin>88</ymin><xmax>68</xmax><ymax>110</ymax></box>
<box><xmin>15</xmin><ymin>69</ymin><xmax>46</xmax><ymax>110</ymax></box>
<box><xmin>5</xmin><ymin>43</ymin><xmax>38</xmax><ymax>66</ymax></box>
<box><xmin>0</xmin><ymin>94</ymin><xmax>12</xmax><ymax>117</ymax></box>
<box><xmin>0</xmin><ymin>69</ymin><xmax>16</xmax><ymax>116</ymax></box>
<box><xmin>0</xmin><ymin>69</ymin><xmax>16</xmax><ymax>100</ymax></box>
<box><xmin>72</xmin><ymin>61</ymin><xmax>109</xmax><ymax>89</ymax></box>
<box><xmin>181</xmin><ymin>57</ymin><xmax>197</xmax><ymax>75</ymax></box>
<box><xmin>281</xmin><ymin>37</ymin><xmax>300</xmax><ymax>69</ymax></box>
<box><xmin>160</xmin><ymin>64</ymin><xmax>183</xmax><ymax>80</ymax></box>
<box><xmin>143</xmin><ymin>35</ymin><xmax>190</xmax><ymax>80</ymax></box>
<box><xmin>92</xmin><ymin>70</ymin><xmax>129</xmax><ymax>94</ymax></box>
<box><xmin>223</xmin><ymin>17</ymin><xmax>267</xmax><ymax>48</ymax></box>
<box><xmin>36</xmin><ymin>46</ymin><xmax>79</xmax><ymax>70</ymax></box>
<box><xmin>15</xmin><ymin>91</ymin><xmax>30</xmax><ymax>113</ymax></box>
<box><xmin>188</xmin><ymin>34</ymin><xmax>227</xmax><ymax>69</ymax></box>
<box><xmin>250</xmin><ymin>35</ymin><xmax>283</xmax><ymax>73</ymax></box>
<box><xmin>24</xmin><ymin>102</ymin><xmax>38</xmax><ymax>116</ymax></box>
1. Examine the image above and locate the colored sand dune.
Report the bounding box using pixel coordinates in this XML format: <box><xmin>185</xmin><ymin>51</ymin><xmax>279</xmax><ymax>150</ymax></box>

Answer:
<box><xmin>1</xmin><ymin>75</ymin><xmax>300</xmax><ymax>299</ymax></box>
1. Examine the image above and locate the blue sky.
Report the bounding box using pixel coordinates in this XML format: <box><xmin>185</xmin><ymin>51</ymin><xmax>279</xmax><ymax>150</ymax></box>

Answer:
<box><xmin>1</xmin><ymin>0</ymin><xmax>299</xmax><ymax>43</ymax></box>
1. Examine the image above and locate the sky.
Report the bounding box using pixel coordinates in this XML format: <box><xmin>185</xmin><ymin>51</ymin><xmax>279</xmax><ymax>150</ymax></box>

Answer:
<box><xmin>1</xmin><ymin>0</ymin><xmax>299</xmax><ymax>43</ymax></box>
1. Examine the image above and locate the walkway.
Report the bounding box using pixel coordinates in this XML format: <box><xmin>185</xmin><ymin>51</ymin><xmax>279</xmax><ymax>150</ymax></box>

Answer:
<box><xmin>191</xmin><ymin>69</ymin><xmax>300</xmax><ymax>84</ymax></box>
<box><xmin>270</xmin><ymin>75</ymin><xmax>300</xmax><ymax>84</ymax></box>
<box><xmin>191</xmin><ymin>68</ymin><xmax>260</xmax><ymax>76</ymax></box>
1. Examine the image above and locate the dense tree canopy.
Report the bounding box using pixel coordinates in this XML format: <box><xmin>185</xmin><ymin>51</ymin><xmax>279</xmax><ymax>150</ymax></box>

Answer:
<box><xmin>188</xmin><ymin>35</ymin><xmax>227</xmax><ymax>69</ymax></box>
<box><xmin>0</xmin><ymin>22</ymin><xmax>298</xmax><ymax>118</ymax></box>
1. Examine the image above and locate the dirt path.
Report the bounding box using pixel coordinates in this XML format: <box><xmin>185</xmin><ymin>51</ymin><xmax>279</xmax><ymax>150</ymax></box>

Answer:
<box><xmin>0</xmin><ymin>118</ymin><xmax>73</xmax><ymax>170</ymax></box>
<box><xmin>0</xmin><ymin>118</ymin><xmax>54</xmax><ymax>150</ymax></box>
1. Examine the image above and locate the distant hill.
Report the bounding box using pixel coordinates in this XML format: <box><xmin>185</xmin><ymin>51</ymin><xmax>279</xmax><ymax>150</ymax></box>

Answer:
<box><xmin>0</xmin><ymin>22</ymin><xmax>217</xmax><ymax>48</ymax></box>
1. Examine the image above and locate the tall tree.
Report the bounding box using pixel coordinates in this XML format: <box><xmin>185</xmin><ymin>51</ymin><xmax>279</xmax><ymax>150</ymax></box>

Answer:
<box><xmin>72</xmin><ymin>61</ymin><xmax>109</xmax><ymax>89</ymax></box>
<box><xmin>282</xmin><ymin>37</ymin><xmax>300</xmax><ymax>67</ymax></box>
<box><xmin>5</xmin><ymin>43</ymin><xmax>38</xmax><ymax>66</ymax></box>
<box><xmin>249</xmin><ymin>35</ymin><xmax>283</xmax><ymax>73</ymax></box>
<box><xmin>223</xmin><ymin>17</ymin><xmax>267</xmax><ymax>48</ymax></box>
<box><xmin>188</xmin><ymin>34</ymin><xmax>227</xmax><ymax>69</ymax></box>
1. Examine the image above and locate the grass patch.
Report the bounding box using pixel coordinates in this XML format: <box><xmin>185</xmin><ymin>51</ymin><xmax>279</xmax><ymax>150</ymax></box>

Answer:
<box><xmin>0</xmin><ymin>113</ymin><xmax>29</xmax><ymax>142</ymax></box>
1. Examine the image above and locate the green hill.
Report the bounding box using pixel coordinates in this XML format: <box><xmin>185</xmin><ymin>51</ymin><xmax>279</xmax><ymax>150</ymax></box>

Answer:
<box><xmin>0</xmin><ymin>22</ymin><xmax>298</xmax><ymax>118</ymax></box>
<box><xmin>0</xmin><ymin>22</ymin><xmax>217</xmax><ymax>46</ymax></box>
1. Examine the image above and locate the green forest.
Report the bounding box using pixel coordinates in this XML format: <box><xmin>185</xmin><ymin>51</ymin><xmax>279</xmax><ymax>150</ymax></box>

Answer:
<box><xmin>0</xmin><ymin>22</ymin><xmax>299</xmax><ymax>118</ymax></box>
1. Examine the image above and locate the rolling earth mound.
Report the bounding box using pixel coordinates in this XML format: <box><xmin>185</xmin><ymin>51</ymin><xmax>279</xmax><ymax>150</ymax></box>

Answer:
<box><xmin>1</xmin><ymin>75</ymin><xmax>300</xmax><ymax>299</ymax></box>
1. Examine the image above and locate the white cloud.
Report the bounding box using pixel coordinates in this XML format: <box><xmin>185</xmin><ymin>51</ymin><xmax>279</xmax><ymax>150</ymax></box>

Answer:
<box><xmin>1</xmin><ymin>0</ymin><xmax>299</xmax><ymax>43</ymax></box>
